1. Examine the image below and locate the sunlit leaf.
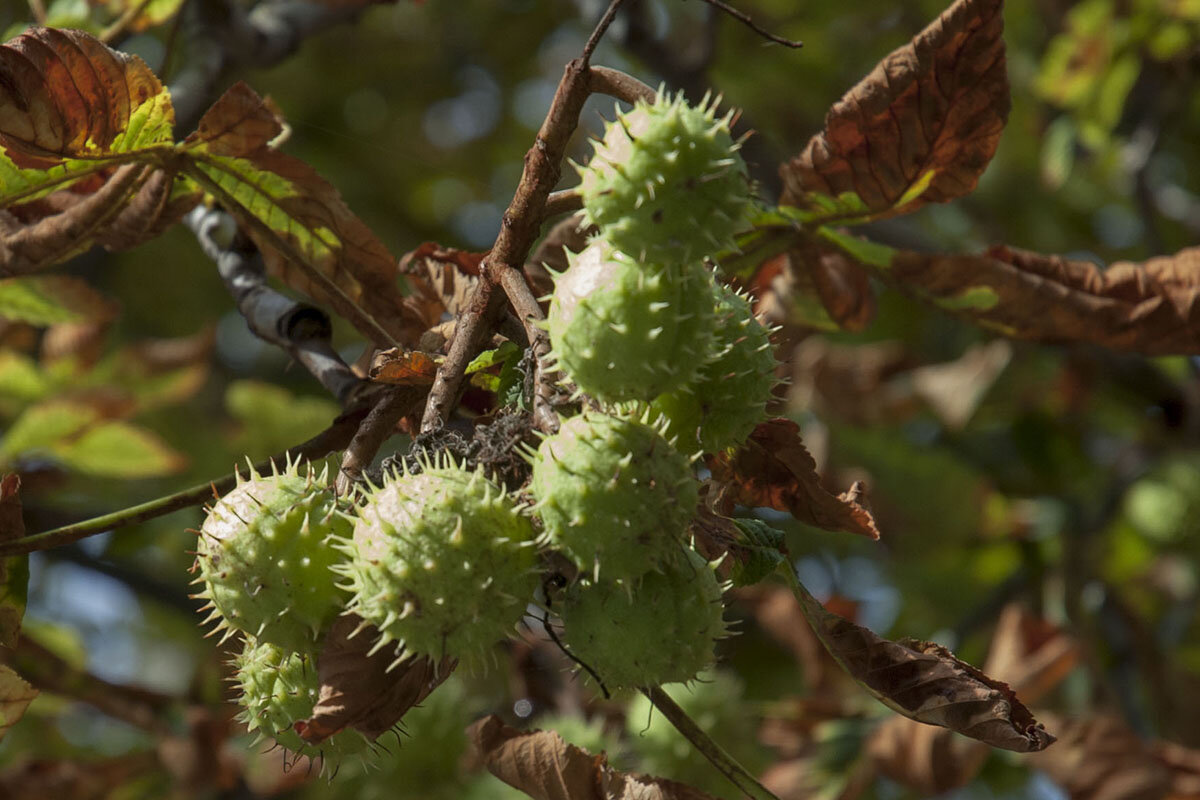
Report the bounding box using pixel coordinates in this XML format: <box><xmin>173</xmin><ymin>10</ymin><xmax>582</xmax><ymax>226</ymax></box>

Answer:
<box><xmin>0</xmin><ymin>399</ymin><xmax>100</xmax><ymax>462</ymax></box>
<box><xmin>181</xmin><ymin>82</ymin><xmax>420</xmax><ymax>346</ymax></box>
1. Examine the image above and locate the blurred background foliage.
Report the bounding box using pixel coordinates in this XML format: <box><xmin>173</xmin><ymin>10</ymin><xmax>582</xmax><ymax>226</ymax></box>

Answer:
<box><xmin>2</xmin><ymin>0</ymin><xmax>1200</xmax><ymax>798</ymax></box>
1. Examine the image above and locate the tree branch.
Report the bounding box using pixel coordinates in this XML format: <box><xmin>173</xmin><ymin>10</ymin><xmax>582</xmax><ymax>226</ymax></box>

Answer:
<box><xmin>335</xmin><ymin>385</ymin><xmax>427</xmax><ymax>494</ymax></box>
<box><xmin>8</xmin><ymin>636</ymin><xmax>175</xmax><ymax>734</ymax></box>
<box><xmin>185</xmin><ymin>205</ymin><xmax>365</xmax><ymax>407</ymax></box>
<box><xmin>419</xmin><ymin>7</ymin><xmax>632</xmax><ymax>434</ymax></box>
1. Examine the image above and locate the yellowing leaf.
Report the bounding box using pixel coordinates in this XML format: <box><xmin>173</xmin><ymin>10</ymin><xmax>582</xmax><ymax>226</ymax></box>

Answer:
<box><xmin>180</xmin><ymin>82</ymin><xmax>423</xmax><ymax>347</ymax></box>
<box><xmin>0</xmin><ymin>400</ymin><xmax>101</xmax><ymax>462</ymax></box>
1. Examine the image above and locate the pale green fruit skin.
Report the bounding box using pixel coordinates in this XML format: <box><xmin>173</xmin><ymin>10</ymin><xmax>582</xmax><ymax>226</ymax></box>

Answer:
<box><xmin>194</xmin><ymin>462</ymin><xmax>350</xmax><ymax>651</ymax></box>
<box><xmin>651</xmin><ymin>283</ymin><xmax>777</xmax><ymax>454</ymax></box>
<box><xmin>530</xmin><ymin>412</ymin><xmax>697</xmax><ymax>581</ymax></box>
<box><xmin>546</xmin><ymin>239</ymin><xmax>715</xmax><ymax>404</ymax></box>
<box><xmin>578</xmin><ymin>91</ymin><xmax>754</xmax><ymax>263</ymax></box>
<box><xmin>340</xmin><ymin>462</ymin><xmax>539</xmax><ymax>669</ymax></box>
<box><xmin>560</xmin><ymin>548</ymin><xmax>727</xmax><ymax>690</ymax></box>
<box><xmin>234</xmin><ymin>638</ymin><xmax>370</xmax><ymax>764</ymax></box>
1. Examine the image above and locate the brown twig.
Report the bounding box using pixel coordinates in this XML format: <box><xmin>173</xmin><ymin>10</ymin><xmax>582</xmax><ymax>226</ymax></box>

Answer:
<box><xmin>696</xmin><ymin>0</ymin><xmax>802</xmax><ymax>48</ymax></box>
<box><xmin>419</xmin><ymin>5</ymin><xmax>629</xmax><ymax>434</ymax></box>
<box><xmin>99</xmin><ymin>0</ymin><xmax>156</xmax><ymax>44</ymax></box>
<box><xmin>9</xmin><ymin>636</ymin><xmax>175</xmax><ymax>733</ymax></box>
<box><xmin>26</xmin><ymin>0</ymin><xmax>46</xmax><ymax>23</ymax></box>
<box><xmin>588</xmin><ymin>65</ymin><xmax>657</xmax><ymax>104</ymax></box>
<box><xmin>336</xmin><ymin>386</ymin><xmax>427</xmax><ymax>494</ymax></box>
<box><xmin>543</xmin><ymin>189</ymin><xmax>584</xmax><ymax>219</ymax></box>
<box><xmin>0</xmin><ymin>414</ymin><xmax>364</xmax><ymax>557</ymax></box>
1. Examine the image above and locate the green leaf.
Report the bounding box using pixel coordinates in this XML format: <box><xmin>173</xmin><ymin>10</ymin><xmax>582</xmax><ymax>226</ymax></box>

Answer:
<box><xmin>0</xmin><ymin>401</ymin><xmax>100</xmax><ymax>463</ymax></box>
<box><xmin>466</xmin><ymin>342</ymin><xmax>520</xmax><ymax>374</ymax></box>
<box><xmin>226</xmin><ymin>380</ymin><xmax>339</xmax><ymax>459</ymax></box>
<box><xmin>0</xmin><ymin>664</ymin><xmax>37</xmax><ymax>742</ymax></box>
<box><xmin>729</xmin><ymin>518</ymin><xmax>787</xmax><ymax>587</ymax></box>
<box><xmin>52</xmin><ymin>421</ymin><xmax>185</xmax><ymax>478</ymax></box>
<box><xmin>0</xmin><ymin>277</ymin><xmax>118</xmax><ymax>326</ymax></box>
<box><xmin>0</xmin><ymin>352</ymin><xmax>50</xmax><ymax>406</ymax></box>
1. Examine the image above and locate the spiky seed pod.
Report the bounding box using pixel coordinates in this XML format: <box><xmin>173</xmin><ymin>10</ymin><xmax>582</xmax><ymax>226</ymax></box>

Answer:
<box><xmin>338</xmin><ymin>458</ymin><xmax>539</xmax><ymax>670</ymax></box>
<box><xmin>192</xmin><ymin>460</ymin><xmax>351</xmax><ymax>651</ymax></box>
<box><xmin>577</xmin><ymin>90</ymin><xmax>754</xmax><ymax>263</ymax></box>
<box><xmin>559</xmin><ymin>548</ymin><xmax>729</xmax><ymax>690</ymax></box>
<box><xmin>234</xmin><ymin>637</ymin><xmax>370</xmax><ymax>767</ymax></box>
<box><xmin>650</xmin><ymin>282</ymin><xmax>778</xmax><ymax>454</ymax></box>
<box><xmin>545</xmin><ymin>238</ymin><xmax>715</xmax><ymax>403</ymax></box>
<box><xmin>529</xmin><ymin>411</ymin><xmax>697</xmax><ymax>581</ymax></box>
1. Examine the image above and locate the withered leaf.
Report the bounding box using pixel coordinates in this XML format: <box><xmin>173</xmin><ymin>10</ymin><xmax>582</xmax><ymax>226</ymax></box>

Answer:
<box><xmin>468</xmin><ymin>715</ymin><xmax>720</xmax><ymax>800</ymax></box>
<box><xmin>1027</xmin><ymin>714</ymin><xmax>1174</xmax><ymax>800</ymax></box>
<box><xmin>889</xmin><ymin>244</ymin><xmax>1200</xmax><ymax>355</ymax></box>
<box><xmin>0</xmin><ymin>29</ymin><xmax>195</xmax><ymax>272</ymax></box>
<box><xmin>780</xmin><ymin>0</ymin><xmax>1009</xmax><ymax>222</ymax></box>
<box><xmin>0</xmin><ymin>275</ymin><xmax>118</xmax><ymax>326</ymax></box>
<box><xmin>0</xmin><ymin>664</ymin><xmax>36</xmax><ymax>741</ymax></box>
<box><xmin>787</xmin><ymin>575</ymin><xmax>1054</xmax><ymax>753</ymax></box>
<box><xmin>398</xmin><ymin>240</ymin><xmax>485</xmax><ymax>331</ymax></box>
<box><xmin>0</xmin><ymin>27</ymin><xmax>172</xmax><ymax>171</ymax></box>
<box><xmin>369</xmin><ymin>347</ymin><xmax>442</xmax><ymax>386</ymax></box>
<box><xmin>183</xmin><ymin>83</ymin><xmax>421</xmax><ymax>347</ymax></box>
<box><xmin>866</xmin><ymin>605</ymin><xmax>1077</xmax><ymax>794</ymax></box>
<box><xmin>300</xmin><ymin>614</ymin><xmax>456</xmax><ymax>742</ymax></box>
<box><xmin>708</xmin><ymin>418</ymin><xmax>880</xmax><ymax>540</ymax></box>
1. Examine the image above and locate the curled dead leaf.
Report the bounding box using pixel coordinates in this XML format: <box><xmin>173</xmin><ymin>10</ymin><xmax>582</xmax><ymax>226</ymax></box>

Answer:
<box><xmin>301</xmin><ymin>614</ymin><xmax>456</xmax><ymax>742</ymax></box>
<box><xmin>468</xmin><ymin>715</ymin><xmax>721</xmax><ymax>800</ymax></box>
<box><xmin>707</xmin><ymin>418</ymin><xmax>880</xmax><ymax>540</ymax></box>
<box><xmin>890</xmin><ymin>244</ymin><xmax>1200</xmax><ymax>355</ymax></box>
<box><xmin>788</xmin><ymin>577</ymin><xmax>1054</xmax><ymax>753</ymax></box>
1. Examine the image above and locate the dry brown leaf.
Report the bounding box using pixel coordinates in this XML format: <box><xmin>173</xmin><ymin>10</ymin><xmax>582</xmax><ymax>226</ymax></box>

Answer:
<box><xmin>300</xmin><ymin>614</ymin><xmax>456</xmax><ymax>742</ymax></box>
<box><xmin>909</xmin><ymin>340</ymin><xmax>1012</xmax><ymax>428</ymax></box>
<box><xmin>780</xmin><ymin>0</ymin><xmax>1009</xmax><ymax>222</ymax></box>
<box><xmin>184</xmin><ymin>82</ymin><xmax>423</xmax><ymax>346</ymax></box>
<box><xmin>890</xmin><ymin>245</ymin><xmax>1200</xmax><ymax>354</ymax></box>
<box><xmin>1</xmin><ymin>164</ymin><xmax>162</xmax><ymax>274</ymax></box>
<box><xmin>468</xmin><ymin>715</ymin><xmax>720</xmax><ymax>800</ymax></box>
<box><xmin>866</xmin><ymin>605</ymin><xmax>1076</xmax><ymax>794</ymax></box>
<box><xmin>0</xmin><ymin>27</ymin><xmax>170</xmax><ymax>167</ymax></box>
<box><xmin>399</xmin><ymin>240</ymin><xmax>486</xmax><ymax>331</ymax></box>
<box><xmin>1028</xmin><ymin>714</ymin><xmax>1173</xmax><ymax>800</ymax></box>
<box><xmin>369</xmin><ymin>347</ymin><xmax>442</xmax><ymax>386</ymax></box>
<box><xmin>707</xmin><ymin>418</ymin><xmax>880</xmax><ymax>540</ymax></box>
<box><xmin>790</xmin><ymin>582</ymin><xmax>1054</xmax><ymax>753</ymax></box>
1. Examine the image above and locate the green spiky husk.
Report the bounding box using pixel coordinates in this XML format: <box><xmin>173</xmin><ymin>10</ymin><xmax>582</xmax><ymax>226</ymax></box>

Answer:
<box><xmin>530</xmin><ymin>411</ymin><xmax>697</xmax><ymax>581</ymax></box>
<box><xmin>560</xmin><ymin>548</ymin><xmax>728</xmax><ymax>690</ymax></box>
<box><xmin>193</xmin><ymin>461</ymin><xmax>351</xmax><ymax>651</ymax></box>
<box><xmin>578</xmin><ymin>91</ymin><xmax>754</xmax><ymax>263</ymax></box>
<box><xmin>234</xmin><ymin>638</ymin><xmax>370</xmax><ymax>765</ymax></box>
<box><xmin>546</xmin><ymin>239</ymin><xmax>715</xmax><ymax>403</ymax></box>
<box><xmin>340</xmin><ymin>460</ymin><xmax>539</xmax><ymax>669</ymax></box>
<box><xmin>650</xmin><ymin>282</ymin><xmax>777</xmax><ymax>453</ymax></box>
